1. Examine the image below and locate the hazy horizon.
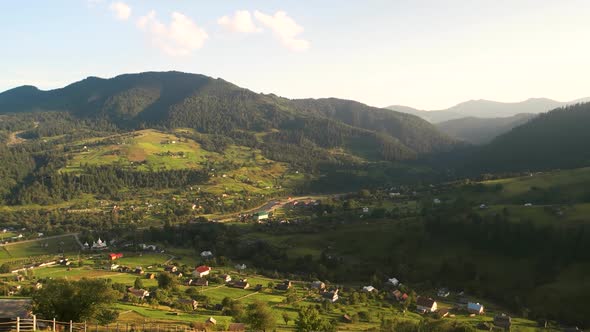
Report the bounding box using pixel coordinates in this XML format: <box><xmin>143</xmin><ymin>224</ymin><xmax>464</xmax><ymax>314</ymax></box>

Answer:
<box><xmin>2</xmin><ymin>0</ymin><xmax>590</xmax><ymax>109</ymax></box>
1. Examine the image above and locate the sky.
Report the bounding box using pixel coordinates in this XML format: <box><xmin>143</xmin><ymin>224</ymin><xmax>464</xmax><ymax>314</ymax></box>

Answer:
<box><xmin>1</xmin><ymin>0</ymin><xmax>590</xmax><ymax>110</ymax></box>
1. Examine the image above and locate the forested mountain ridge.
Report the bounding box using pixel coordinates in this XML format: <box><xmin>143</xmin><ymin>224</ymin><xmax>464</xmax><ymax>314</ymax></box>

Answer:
<box><xmin>466</xmin><ymin>102</ymin><xmax>590</xmax><ymax>171</ymax></box>
<box><xmin>436</xmin><ymin>113</ymin><xmax>537</xmax><ymax>144</ymax></box>
<box><xmin>0</xmin><ymin>71</ymin><xmax>456</xmax><ymax>161</ymax></box>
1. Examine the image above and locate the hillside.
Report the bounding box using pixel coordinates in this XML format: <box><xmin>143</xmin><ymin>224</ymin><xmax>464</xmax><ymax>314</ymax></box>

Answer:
<box><xmin>387</xmin><ymin>97</ymin><xmax>589</xmax><ymax>123</ymax></box>
<box><xmin>436</xmin><ymin>113</ymin><xmax>536</xmax><ymax>144</ymax></box>
<box><xmin>468</xmin><ymin>102</ymin><xmax>590</xmax><ymax>172</ymax></box>
<box><xmin>0</xmin><ymin>71</ymin><xmax>455</xmax><ymax>163</ymax></box>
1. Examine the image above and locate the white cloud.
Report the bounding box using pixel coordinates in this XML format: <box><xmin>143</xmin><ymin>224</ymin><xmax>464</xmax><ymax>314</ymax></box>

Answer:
<box><xmin>109</xmin><ymin>2</ymin><xmax>131</xmax><ymax>20</ymax></box>
<box><xmin>218</xmin><ymin>10</ymin><xmax>261</xmax><ymax>33</ymax></box>
<box><xmin>253</xmin><ymin>10</ymin><xmax>310</xmax><ymax>51</ymax></box>
<box><xmin>137</xmin><ymin>10</ymin><xmax>208</xmax><ymax>56</ymax></box>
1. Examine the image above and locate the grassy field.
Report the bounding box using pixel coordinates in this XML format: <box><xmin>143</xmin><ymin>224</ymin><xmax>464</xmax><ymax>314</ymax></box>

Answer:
<box><xmin>0</xmin><ymin>235</ymin><xmax>80</xmax><ymax>264</ymax></box>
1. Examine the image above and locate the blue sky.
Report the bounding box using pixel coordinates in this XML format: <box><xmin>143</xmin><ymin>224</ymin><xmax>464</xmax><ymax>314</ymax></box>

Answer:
<box><xmin>1</xmin><ymin>0</ymin><xmax>589</xmax><ymax>109</ymax></box>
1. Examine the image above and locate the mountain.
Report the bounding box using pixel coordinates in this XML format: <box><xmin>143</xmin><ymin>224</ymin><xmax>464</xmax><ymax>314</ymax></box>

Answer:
<box><xmin>387</xmin><ymin>97</ymin><xmax>589</xmax><ymax>123</ymax></box>
<box><xmin>386</xmin><ymin>105</ymin><xmax>462</xmax><ymax>123</ymax></box>
<box><xmin>0</xmin><ymin>71</ymin><xmax>456</xmax><ymax>163</ymax></box>
<box><xmin>469</xmin><ymin>102</ymin><xmax>590</xmax><ymax>172</ymax></box>
<box><xmin>436</xmin><ymin>113</ymin><xmax>537</xmax><ymax>144</ymax></box>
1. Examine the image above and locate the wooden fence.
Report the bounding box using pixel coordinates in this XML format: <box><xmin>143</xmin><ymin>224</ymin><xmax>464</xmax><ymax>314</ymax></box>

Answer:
<box><xmin>0</xmin><ymin>317</ymin><xmax>206</xmax><ymax>332</ymax></box>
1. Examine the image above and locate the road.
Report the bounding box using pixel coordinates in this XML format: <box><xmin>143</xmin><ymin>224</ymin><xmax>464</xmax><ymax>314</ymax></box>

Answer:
<box><xmin>217</xmin><ymin>195</ymin><xmax>325</xmax><ymax>222</ymax></box>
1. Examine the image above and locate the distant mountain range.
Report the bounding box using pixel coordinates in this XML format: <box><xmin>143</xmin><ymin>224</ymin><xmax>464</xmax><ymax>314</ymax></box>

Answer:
<box><xmin>386</xmin><ymin>97</ymin><xmax>590</xmax><ymax>123</ymax></box>
<box><xmin>387</xmin><ymin>97</ymin><xmax>590</xmax><ymax>144</ymax></box>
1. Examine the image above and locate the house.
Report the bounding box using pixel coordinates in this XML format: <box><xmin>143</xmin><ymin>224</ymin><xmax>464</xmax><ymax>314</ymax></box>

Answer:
<box><xmin>467</xmin><ymin>302</ymin><xmax>484</xmax><ymax>315</ymax></box>
<box><xmin>493</xmin><ymin>314</ymin><xmax>512</xmax><ymax>329</ymax></box>
<box><xmin>146</xmin><ymin>273</ymin><xmax>156</xmax><ymax>279</ymax></box>
<box><xmin>362</xmin><ymin>285</ymin><xmax>377</xmax><ymax>293</ymax></box>
<box><xmin>193</xmin><ymin>265</ymin><xmax>211</xmax><ymax>278</ymax></box>
<box><xmin>387</xmin><ymin>278</ymin><xmax>399</xmax><ymax>287</ymax></box>
<box><xmin>437</xmin><ymin>308</ymin><xmax>450</xmax><ymax>318</ymax></box>
<box><xmin>178</xmin><ymin>299</ymin><xmax>198</xmax><ymax>310</ymax></box>
<box><xmin>220</xmin><ymin>274</ymin><xmax>232</xmax><ymax>283</ymax></box>
<box><xmin>206</xmin><ymin>317</ymin><xmax>217</xmax><ymax>325</ymax></box>
<box><xmin>311</xmin><ymin>281</ymin><xmax>326</xmax><ymax>290</ymax></box>
<box><xmin>200</xmin><ymin>251</ymin><xmax>213</xmax><ymax>259</ymax></box>
<box><xmin>235</xmin><ymin>263</ymin><xmax>247</xmax><ymax>271</ymax></box>
<box><xmin>108</xmin><ymin>264</ymin><xmax>120</xmax><ymax>271</ymax></box>
<box><xmin>83</xmin><ymin>242</ymin><xmax>90</xmax><ymax>249</ymax></box>
<box><xmin>254</xmin><ymin>212</ymin><xmax>269</xmax><ymax>222</ymax></box>
<box><xmin>230</xmin><ymin>279</ymin><xmax>250</xmax><ymax>289</ymax></box>
<box><xmin>433</xmin><ymin>198</ymin><xmax>442</xmax><ymax>204</ymax></box>
<box><xmin>34</xmin><ymin>282</ymin><xmax>43</xmax><ymax>290</ymax></box>
<box><xmin>275</xmin><ymin>280</ymin><xmax>292</xmax><ymax>291</ymax></box>
<box><xmin>479</xmin><ymin>204</ymin><xmax>487</xmax><ymax>209</ymax></box>
<box><xmin>362</xmin><ymin>207</ymin><xmax>369</xmax><ymax>213</ymax></box>
<box><xmin>108</xmin><ymin>253</ymin><xmax>123</xmax><ymax>260</ymax></box>
<box><xmin>323</xmin><ymin>289</ymin><xmax>339</xmax><ymax>303</ymax></box>
<box><xmin>128</xmin><ymin>287</ymin><xmax>150</xmax><ymax>300</ymax></box>
<box><xmin>342</xmin><ymin>314</ymin><xmax>352</xmax><ymax>323</ymax></box>
<box><xmin>164</xmin><ymin>265</ymin><xmax>178</xmax><ymax>273</ymax></box>
<box><xmin>228</xmin><ymin>323</ymin><xmax>246</xmax><ymax>332</ymax></box>
<box><xmin>524</xmin><ymin>203</ymin><xmax>533</xmax><ymax>207</ymax></box>
<box><xmin>389</xmin><ymin>192</ymin><xmax>401</xmax><ymax>197</ymax></box>
<box><xmin>134</xmin><ymin>267</ymin><xmax>144</xmax><ymax>275</ymax></box>
<box><xmin>0</xmin><ymin>299</ymin><xmax>32</xmax><ymax>322</ymax></box>
<box><xmin>437</xmin><ymin>288</ymin><xmax>450</xmax><ymax>297</ymax></box>
<box><xmin>174</xmin><ymin>271</ymin><xmax>183</xmax><ymax>278</ymax></box>
<box><xmin>189</xmin><ymin>278</ymin><xmax>209</xmax><ymax>287</ymax></box>
<box><xmin>416</xmin><ymin>297</ymin><xmax>437</xmax><ymax>313</ymax></box>
<box><xmin>390</xmin><ymin>290</ymin><xmax>406</xmax><ymax>302</ymax></box>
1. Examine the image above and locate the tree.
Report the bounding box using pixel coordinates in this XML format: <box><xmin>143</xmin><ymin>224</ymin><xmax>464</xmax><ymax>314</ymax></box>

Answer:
<box><xmin>32</xmin><ymin>278</ymin><xmax>119</xmax><ymax>323</ymax></box>
<box><xmin>134</xmin><ymin>277</ymin><xmax>144</xmax><ymax>289</ymax></box>
<box><xmin>282</xmin><ymin>312</ymin><xmax>291</xmax><ymax>325</ymax></box>
<box><xmin>0</xmin><ymin>263</ymin><xmax>10</xmax><ymax>273</ymax></box>
<box><xmin>157</xmin><ymin>272</ymin><xmax>177</xmax><ymax>289</ymax></box>
<box><xmin>246</xmin><ymin>301</ymin><xmax>275</xmax><ymax>332</ymax></box>
<box><xmin>295</xmin><ymin>306</ymin><xmax>335</xmax><ymax>332</ymax></box>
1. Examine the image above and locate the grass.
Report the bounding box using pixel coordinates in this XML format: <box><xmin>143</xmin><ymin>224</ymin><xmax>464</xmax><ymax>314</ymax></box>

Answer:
<box><xmin>0</xmin><ymin>235</ymin><xmax>80</xmax><ymax>264</ymax></box>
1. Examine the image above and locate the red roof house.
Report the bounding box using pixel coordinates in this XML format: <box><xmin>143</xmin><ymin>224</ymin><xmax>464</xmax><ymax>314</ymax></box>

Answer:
<box><xmin>193</xmin><ymin>265</ymin><xmax>212</xmax><ymax>278</ymax></box>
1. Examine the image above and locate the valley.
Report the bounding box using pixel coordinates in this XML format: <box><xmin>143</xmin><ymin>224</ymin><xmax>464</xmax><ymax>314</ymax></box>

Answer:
<box><xmin>0</xmin><ymin>72</ymin><xmax>589</xmax><ymax>331</ymax></box>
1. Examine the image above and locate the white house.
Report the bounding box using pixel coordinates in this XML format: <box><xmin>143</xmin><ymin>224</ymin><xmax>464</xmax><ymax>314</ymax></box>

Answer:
<box><xmin>200</xmin><ymin>251</ymin><xmax>213</xmax><ymax>259</ymax></box>
<box><xmin>387</xmin><ymin>278</ymin><xmax>399</xmax><ymax>287</ymax></box>
<box><xmin>433</xmin><ymin>198</ymin><xmax>442</xmax><ymax>204</ymax></box>
<box><xmin>362</xmin><ymin>285</ymin><xmax>377</xmax><ymax>293</ymax></box>
<box><xmin>235</xmin><ymin>263</ymin><xmax>247</xmax><ymax>271</ymax></box>
<box><xmin>362</xmin><ymin>207</ymin><xmax>369</xmax><ymax>213</ymax></box>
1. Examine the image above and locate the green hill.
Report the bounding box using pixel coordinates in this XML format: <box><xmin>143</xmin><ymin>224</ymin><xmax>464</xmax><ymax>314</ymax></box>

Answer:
<box><xmin>436</xmin><ymin>113</ymin><xmax>536</xmax><ymax>144</ymax></box>
<box><xmin>471</xmin><ymin>102</ymin><xmax>590</xmax><ymax>172</ymax></box>
<box><xmin>0</xmin><ymin>71</ymin><xmax>456</xmax><ymax>163</ymax></box>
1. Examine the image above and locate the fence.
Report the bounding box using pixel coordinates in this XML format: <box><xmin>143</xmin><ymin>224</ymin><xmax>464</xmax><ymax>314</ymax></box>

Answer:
<box><xmin>0</xmin><ymin>317</ymin><xmax>204</xmax><ymax>332</ymax></box>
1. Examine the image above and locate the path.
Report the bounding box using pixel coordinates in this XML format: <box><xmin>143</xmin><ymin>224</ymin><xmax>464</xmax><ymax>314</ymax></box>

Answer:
<box><xmin>233</xmin><ymin>291</ymin><xmax>260</xmax><ymax>300</ymax></box>
<box><xmin>0</xmin><ymin>233</ymin><xmax>80</xmax><ymax>247</ymax></box>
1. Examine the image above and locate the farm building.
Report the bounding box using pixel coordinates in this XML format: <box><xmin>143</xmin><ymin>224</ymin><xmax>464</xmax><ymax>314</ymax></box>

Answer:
<box><xmin>108</xmin><ymin>253</ymin><xmax>123</xmax><ymax>260</ymax></box>
<box><xmin>467</xmin><ymin>302</ymin><xmax>485</xmax><ymax>314</ymax></box>
<box><xmin>253</xmin><ymin>212</ymin><xmax>269</xmax><ymax>222</ymax></box>
<box><xmin>416</xmin><ymin>297</ymin><xmax>437</xmax><ymax>313</ymax></box>
<box><xmin>193</xmin><ymin>265</ymin><xmax>211</xmax><ymax>278</ymax></box>
<box><xmin>494</xmin><ymin>314</ymin><xmax>512</xmax><ymax>329</ymax></box>
<box><xmin>387</xmin><ymin>277</ymin><xmax>399</xmax><ymax>287</ymax></box>
<box><xmin>311</xmin><ymin>281</ymin><xmax>326</xmax><ymax>290</ymax></box>
<box><xmin>0</xmin><ymin>299</ymin><xmax>31</xmax><ymax>323</ymax></box>
<box><xmin>323</xmin><ymin>289</ymin><xmax>339</xmax><ymax>303</ymax></box>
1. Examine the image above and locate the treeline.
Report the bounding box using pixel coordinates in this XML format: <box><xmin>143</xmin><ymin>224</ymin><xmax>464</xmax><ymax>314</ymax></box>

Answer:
<box><xmin>12</xmin><ymin>165</ymin><xmax>209</xmax><ymax>205</ymax></box>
